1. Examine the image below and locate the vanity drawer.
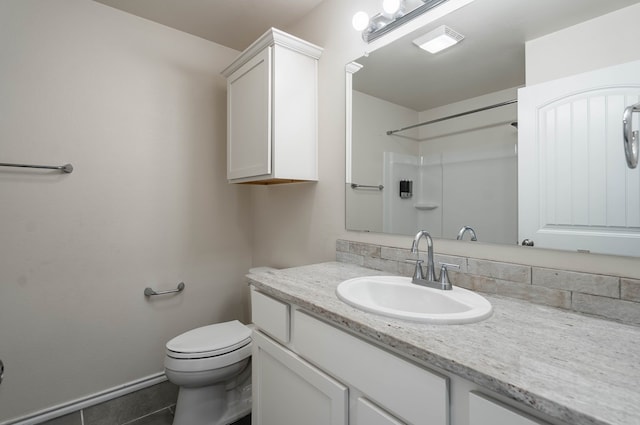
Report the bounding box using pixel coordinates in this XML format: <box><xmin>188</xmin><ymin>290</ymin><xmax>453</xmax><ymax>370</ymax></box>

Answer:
<box><xmin>251</xmin><ymin>289</ymin><xmax>290</xmax><ymax>344</ymax></box>
<box><xmin>293</xmin><ymin>310</ymin><xmax>448</xmax><ymax>425</ymax></box>
<box><xmin>469</xmin><ymin>392</ymin><xmax>549</xmax><ymax>425</ymax></box>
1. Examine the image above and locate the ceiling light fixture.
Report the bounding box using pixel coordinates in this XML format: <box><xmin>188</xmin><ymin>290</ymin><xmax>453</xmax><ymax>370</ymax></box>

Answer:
<box><xmin>412</xmin><ymin>24</ymin><xmax>464</xmax><ymax>53</ymax></box>
<box><xmin>353</xmin><ymin>0</ymin><xmax>473</xmax><ymax>43</ymax></box>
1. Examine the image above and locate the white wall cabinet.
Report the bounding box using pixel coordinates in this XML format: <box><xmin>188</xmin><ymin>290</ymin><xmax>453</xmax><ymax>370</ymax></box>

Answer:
<box><xmin>222</xmin><ymin>28</ymin><xmax>322</xmax><ymax>184</ymax></box>
<box><xmin>250</xmin><ymin>288</ymin><xmax>558</xmax><ymax>425</ymax></box>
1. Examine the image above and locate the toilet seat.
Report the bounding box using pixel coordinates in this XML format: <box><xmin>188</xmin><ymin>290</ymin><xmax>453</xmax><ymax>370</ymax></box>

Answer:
<box><xmin>166</xmin><ymin>320</ymin><xmax>252</xmax><ymax>359</ymax></box>
<box><xmin>163</xmin><ymin>318</ymin><xmax>254</xmax><ymax>425</ymax></box>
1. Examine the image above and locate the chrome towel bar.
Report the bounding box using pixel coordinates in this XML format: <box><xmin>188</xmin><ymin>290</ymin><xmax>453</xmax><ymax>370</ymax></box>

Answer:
<box><xmin>0</xmin><ymin>162</ymin><xmax>74</xmax><ymax>173</ymax></box>
<box><xmin>144</xmin><ymin>282</ymin><xmax>185</xmax><ymax>297</ymax></box>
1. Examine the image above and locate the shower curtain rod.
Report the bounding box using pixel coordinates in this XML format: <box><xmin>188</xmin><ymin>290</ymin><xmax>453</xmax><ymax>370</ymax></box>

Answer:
<box><xmin>386</xmin><ymin>99</ymin><xmax>517</xmax><ymax>136</ymax></box>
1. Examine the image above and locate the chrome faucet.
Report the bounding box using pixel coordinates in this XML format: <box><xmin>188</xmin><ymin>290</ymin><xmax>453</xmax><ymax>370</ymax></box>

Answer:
<box><xmin>411</xmin><ymin>230</ymin><xmax>437</xmax><ymax>283</ymax></box>
<box><xmin>410</xmin><ymin>230</ymin><xmax>458</xmax><ymax>290</ymax></box>
<box><xmin>456</xmin><ymin>225</ymin><xmax>477</xmax><ymax>241</ymax></box>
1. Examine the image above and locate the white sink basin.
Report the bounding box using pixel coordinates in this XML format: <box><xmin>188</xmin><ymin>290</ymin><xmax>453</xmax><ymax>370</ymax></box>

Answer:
<box><xmin>336</xmin><ymin>276</ymin><xmax>492</xmax><ymax>324</ymax></box>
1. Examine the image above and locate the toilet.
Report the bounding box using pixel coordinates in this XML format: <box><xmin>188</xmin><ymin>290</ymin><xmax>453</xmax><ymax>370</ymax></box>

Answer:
<box><xmin>164</xmin><ymin>320</ymin><xmax>253</xmax><ymax>425</ymax></box>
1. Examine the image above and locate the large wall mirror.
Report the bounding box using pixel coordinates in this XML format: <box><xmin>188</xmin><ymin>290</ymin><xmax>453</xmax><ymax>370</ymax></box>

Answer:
<box><xmin>346</xmin><ymin>0</ymin><xmax>640</xmax><ymax>256</ymax></box>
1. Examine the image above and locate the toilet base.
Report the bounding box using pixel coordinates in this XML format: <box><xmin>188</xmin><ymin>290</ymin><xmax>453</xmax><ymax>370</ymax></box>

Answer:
<box><xmin>171</xmin><ymin>367</ymin><xmax>252</xmax><ymax>425</ymax></box>
<box><xmin>173</xmin><ymin>384</ymin><xmax>224</xmax><ymax>425</ymax></box>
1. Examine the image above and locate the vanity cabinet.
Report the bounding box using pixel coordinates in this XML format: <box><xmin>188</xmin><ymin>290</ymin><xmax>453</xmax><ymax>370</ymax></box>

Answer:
<box><xmin>221</xmin><ymin>28</ymin><xmax>322</xmax><ymax>184</ymax></box>
<box><xmin>293</xmin><ymin>309</ymin><xmax>448</xmax><ymax>425</ymax></box>
<box><xmin>250</xmin><ymin>288</ymin><xmax>557</xmax><ymax>425</ymax></box>
<box><xmin>355</xmin><ymin>397</ymin><xmax>405</xmax><ymax>425</ymax></box>
<box><xmin>469</xmin><ymin>392</ymin><xmax>548</xmax><ymax>425</ymax></box>
<box><xmin>252</xmin><ymin>331</ymin><xmax>347</xmax><ymax>425</ymax></box>
<box><xmin>250</xmin><ymin>289</ymin><xmax>446</xmax><ymax>425</ymax></box>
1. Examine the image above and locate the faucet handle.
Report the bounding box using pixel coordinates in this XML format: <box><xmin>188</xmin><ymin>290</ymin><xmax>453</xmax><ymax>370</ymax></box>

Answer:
<box><xmin>439</xmin><ymin>262</ymin><xmax>460</xmax><ymax>289</ymax></box>
<box><xmin>406</xmin><ymin>258</ymin><xmax>424</xmax><ymax>280</ymax></box>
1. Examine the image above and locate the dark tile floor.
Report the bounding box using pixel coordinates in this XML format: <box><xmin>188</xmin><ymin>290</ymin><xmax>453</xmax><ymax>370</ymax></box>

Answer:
<box><xmin>232</xmin><ymin>415</ymin><xmax>251</xmax><ymax>425</ymax></box>
<box><xmin>128</xmin><ymin>408</ymin><xmax>250</xmax><ymax>425</ymax></box>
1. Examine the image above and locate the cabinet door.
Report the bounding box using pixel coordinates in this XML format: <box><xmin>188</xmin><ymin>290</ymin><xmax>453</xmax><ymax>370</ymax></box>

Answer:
<box><xmin>293</xmin><ymin>310</ymin><xmax>448</xmax><ymax>425</ymax></box>
<box><xmin>227</xmin><ymin>47</ymin><xmax>272</xmax><ymax>180</ymax></box>
<box><xmin>518</xmin><ymin>59</ymin><xmax>640</xmax><ymax>256</ymax></box>
<box><xmin>355</xmin><ymin>397</ymin><xmax>405</xmax><ymax>425</ymax></box>
<box><xmin>252</xmin><ymin>330</ymin><xmax>348</xmax><ymax>425</ymax></box>
<box><xmin>469</xmin><ymin>392</ymin><xmax>549</xmax><ymax>425</ymax></box>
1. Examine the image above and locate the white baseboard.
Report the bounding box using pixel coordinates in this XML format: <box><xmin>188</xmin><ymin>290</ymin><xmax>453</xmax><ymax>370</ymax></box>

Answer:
<box><xmin>1</xmin><ymin>372</ymin><xmax>167</xmax><ymax>425</ymax></box>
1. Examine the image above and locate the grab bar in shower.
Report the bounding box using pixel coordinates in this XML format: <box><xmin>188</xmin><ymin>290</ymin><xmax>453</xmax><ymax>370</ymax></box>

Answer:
<box><xmin>351</xmin><ymin>183</ymin><xmax>384</xmax><ymax>190</ymax></box>
<box><xmin>0</xmin><ymin>162</ymin><xmax>74</xmax><ymax>173</ymax></box>
<box><xmin>144</xmin><ymin>282</ymin><xmax>185</xmax><ymax>297</ymax></box>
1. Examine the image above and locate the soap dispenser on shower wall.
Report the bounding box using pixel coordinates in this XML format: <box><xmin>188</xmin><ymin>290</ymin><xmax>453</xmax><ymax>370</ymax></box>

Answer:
<box><xmin>399</xmin><ymin>180</ymin><xmax>413</xmax><ymax>199</ymax></box>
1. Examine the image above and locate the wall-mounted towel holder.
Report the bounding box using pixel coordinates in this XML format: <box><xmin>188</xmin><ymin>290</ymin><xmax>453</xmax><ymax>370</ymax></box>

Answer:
<box><xmin>144</xmin><ymin>282</ymin><xmax>185</xmax><ymax>297</ymax></box>
<box><xmin>0</xmin><ymin>162</ymin><xmax>74</xmax><ymax>173</ymax></box>
<box><xmin>351</xmin><ymin>183</ymin><xmax>383</xmax><ymax>190</ymax></box>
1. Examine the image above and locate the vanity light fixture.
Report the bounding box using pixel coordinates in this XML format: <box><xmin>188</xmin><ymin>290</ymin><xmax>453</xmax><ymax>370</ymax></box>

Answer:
<box><xmin>352</xmin><ymin>0</ymin><xmax>407</xmax><ymax>33</ymax></box>
<box><xmin>382</xmin><ymin>0</ymin><xmax>406</xmax><ymax>18</ymax></box>
<box><xmin>352</xmin><ymin>11</ymin><xmax>371</xmax><ymax>31</ymax></box>
<box><xmin>412</xmin><ymin>25</ymin><xmax>464</xmax><ymax>53</ymax></box>
<box><xmin>353</xmin><ymin>0</ymin><xmax>468</xmax><ymax>43</ymax></box>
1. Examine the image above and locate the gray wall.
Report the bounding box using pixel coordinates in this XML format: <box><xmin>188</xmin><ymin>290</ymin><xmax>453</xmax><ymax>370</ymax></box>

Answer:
<box><xmin>0</xmin><ymin>0</ymin><xmax>252</xmax><ymax>421</ymax></box>
<box><xmin>2</xmin><ymin>0</ymin><xmax>640</xmax><ymax>422</ymax></box>
<box><xmin>252</xmin><ymin>0</ymin><xmax>640</xmax><ymax>278</ymax></box>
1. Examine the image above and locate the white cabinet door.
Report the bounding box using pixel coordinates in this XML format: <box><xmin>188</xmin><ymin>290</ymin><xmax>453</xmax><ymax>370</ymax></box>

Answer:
<box><xmin>355</xmin><ymin>397</ymin><xmax>406</xmax><ymax>425</ymax></box>
<box><xmin>518</xmin><ymin>60</ymin><xmax>640</xmax><ymax>256</ymax></box>
<box><xmin>223</xmin><ymin>29</ymin><xmax>321</xmax><ymax>184</ymax></box>
<box><xmin>226</xmin><ymin>47</ymin><xmax>271</xmax><ymax>180</ymax></box>
<box><xmin>469</xmin><ymin>392</ymin><xmax>549</xmax><ymax>425</ymax></box>
<box><xmin>293</xmin><ymin>310</ymin><xmax>449</xmax><ymax>425</ymax></box>
<box><xmin>252</xmin><ymin>330</ymin><xmax>348</xmax><ymax>425</ymax></box>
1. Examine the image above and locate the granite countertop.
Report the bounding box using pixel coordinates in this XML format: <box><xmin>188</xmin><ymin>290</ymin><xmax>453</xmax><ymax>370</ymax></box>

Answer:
<box><xmin>247</xmin><ymin>261</ymin><xmax>640</xmax><ymax>425</ymax></box>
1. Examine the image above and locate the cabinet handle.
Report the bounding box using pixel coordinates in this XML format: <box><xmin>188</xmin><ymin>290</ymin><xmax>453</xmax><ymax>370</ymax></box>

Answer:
<box><xmin>0</xmin><ymin>359</ymin><xmax>4</xmax><ymax>385</ymax></box>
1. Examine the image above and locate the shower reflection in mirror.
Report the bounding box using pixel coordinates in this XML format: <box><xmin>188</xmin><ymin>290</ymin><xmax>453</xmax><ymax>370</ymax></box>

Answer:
<box><xmin>348</xmin><ymin>84</ymin><xmax>518</xmax><ymax>245</ymax></box>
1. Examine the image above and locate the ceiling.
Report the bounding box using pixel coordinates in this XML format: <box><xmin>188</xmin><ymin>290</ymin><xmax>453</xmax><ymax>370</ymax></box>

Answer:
<box><xmin>93</xmin><ymin>0</ymin><xmax>640</xmax><ymax>112</ymax></box>
<box><xmin>354</xmin><ymin>0</ymin><xmax>640</xmax><ymax>111</ymax></box>
<box><xmin>93</xmin><ymin>0</ymin><xmax>325</xmax><ymax>51</ymax></box>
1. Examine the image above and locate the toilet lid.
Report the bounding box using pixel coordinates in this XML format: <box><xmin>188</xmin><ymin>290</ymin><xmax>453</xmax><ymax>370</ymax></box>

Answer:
<box><xmin>166</xmin><ymin>320</ymin><xmax>252</xmax><ymax>359</ymax></box>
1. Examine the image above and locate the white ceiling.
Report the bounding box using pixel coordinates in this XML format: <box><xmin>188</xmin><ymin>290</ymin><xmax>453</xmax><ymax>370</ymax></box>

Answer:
<box><xmin>93</xmin><ymin>0</ymin><xmax>640</xmax><ymax>111</ymax></box>
<box><xmin>354</xmin><ymin>0</ymin><xmax>640</xmax><ymax>111</ymax></box>
<box><xmin>93</xmin><ymin>0</ymin><xmax>325</xmax><ymax>51</ymax></box>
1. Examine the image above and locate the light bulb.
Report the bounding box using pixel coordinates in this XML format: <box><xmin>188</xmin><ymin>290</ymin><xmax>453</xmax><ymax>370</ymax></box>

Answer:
<box><xmin>352</xmin><ymin>11</ymin><xmax>370</xmax><ymax>31</ymax></box>
<box><xmin>382</xmin><ymin>0</ymin><xmax>401</xmax><ymax>15</ymax></box>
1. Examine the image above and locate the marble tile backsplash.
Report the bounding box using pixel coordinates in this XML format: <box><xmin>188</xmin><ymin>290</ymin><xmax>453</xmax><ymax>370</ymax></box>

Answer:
<box><xmin>336</xmin><ymin>239</ymin><xmax>640</xmax><ymax>326</ymax></box>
